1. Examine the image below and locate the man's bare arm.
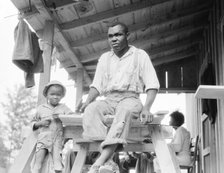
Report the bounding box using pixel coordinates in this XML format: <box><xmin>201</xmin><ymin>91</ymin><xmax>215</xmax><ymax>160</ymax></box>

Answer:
<box><xmin>140</xmin><ymin>89</ymin><xmax>158</xmax><ymax>124</ymax></box>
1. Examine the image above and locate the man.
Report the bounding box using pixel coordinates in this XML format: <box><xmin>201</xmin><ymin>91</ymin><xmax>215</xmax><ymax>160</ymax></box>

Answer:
<box><xmin>77</xmin><ymin>22</ymin><xmax>160</xmax><ymax>173</ymax></box>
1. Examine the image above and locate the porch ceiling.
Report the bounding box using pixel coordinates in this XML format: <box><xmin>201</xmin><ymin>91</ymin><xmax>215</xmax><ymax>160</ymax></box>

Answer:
<box><xmin>10</xmin><ymin>0</ymin><xmax>211</xmax><ymax>92</ymax></box>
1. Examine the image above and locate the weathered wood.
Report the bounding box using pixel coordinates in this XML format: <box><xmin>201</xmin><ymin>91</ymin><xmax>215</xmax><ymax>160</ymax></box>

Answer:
<box><xmin>70</xmin><ymin>144</ymin><xmax>88</xmax><ymax>173</ymax></box>
<box><xmin>70</xmin><ymin>9</ymin><xmax>207</xmax><ymax>48</ymax></box>
<box><xmin>72</xmin><ymin>140</ymin><xmax>155</xmax><ymax>152</ymax></box>
<box><xmin>195</xmin><ymin>85</ymin><xmax>224</xmax><ymax>99</ymax></box>
<box><xmin>37</xmin><ymin>20</ymin><xmax>54</xmax><ymax>105</ymax></box>
<box><xmin>75</xmin><ymin>68</ymin><xmax>84</xmax><ymax>108</ymax></box>
<box><xmin>79</xmin><ymin>25</ymin><xmax>204</xmax><ymax>64</ymax></box>
<box><xmin>148</xmin><ymin>36</ymin><xmax>202</xmax><ymax>56</ymax></box>
<box><xmin>153</xmin><ymin>49</ymin><xmax>198</xmax><ymax>66</ymax></box>
<box><xmin>8</xmin><ymin>132</ymin><xmax>37</xmax><ymax>173</ymax></box>
<box><xmin>60</xmin><ymin>0</ymin><xmax>172</xmax><ymax>30</ymax></box>
<box><xmin>31</xmin><ymin>0</ymin><xmax>92</xmax><ymax>86</ymax></box>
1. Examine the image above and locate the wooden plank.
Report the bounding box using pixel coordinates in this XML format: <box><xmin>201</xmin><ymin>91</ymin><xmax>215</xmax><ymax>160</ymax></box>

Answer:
<box><xmin>150</xmin><ymin>125</ymin><xmax>181</xmax><ymax>173</ymax></box>
<box><xmin>79</xmin><ymin>28</ymin><xmax>202</xmax><ymax>64</ymax></box>
<box><xmin>72</xmin><ymin>20</ymin><xmax>205</xmax><ymax>49</ymax></box>
<box><xmin>59</xmin><ymin>112</ymin><xmax>167</xmax><ymax>126</ymax></box>
<box><xmin>202</xmin><ymin>147</ymin><xmax>210</xmax><ymax>156</ymax></box>
<box><xmin>92</xmin><ymin>0</ymin><xmax>114</xmax><ymax>12</ymax></box>
<box><xmin>60</xmin><ymin>0</ymin><xmax>172</xmax><ymax>30</ymax></box>
<box><xmin>37</xmin><ymin>20</ymin><xmax>54</xmax><ymax>105</ymax></box>
<box><xmin>194</xmin><ymin>85</ymin><xmax>224</xmax><ymax>99</ymax></box>
<box><xmin>31</xmin><ymin>0</ymin><xmax>92</xmax><ymax>86</ymax></box>
<box><xmin>8</xmin><ymin>132</ymin><xmax>37</xmax><ymax>173</ymax></box>
<box><xmin>182</xmin><ymin>57</ymin><xmax>198</xmax><ymax>89</ymax></box>
<box><xmin>75</xmin><ymin>68</ymin><xmax>84</xmax><ymax>108</ymax></box>
<box><xmin>167</xmin><ymin>64</ymin><xmax>182</xmax><ymax>89</ymax></box>
<box><xmin>148</xmin><ymin>37</ymin><xmax>202</xmax><ymax>56</ymax></box>
<box><xmin>70</xmin><ymin>144</ymin><xmax>88</xmax><ymax>173</ymax></box>
<box><xmin>72</xmin><ymin>142</ymin><xmax>155</xmax><ymax>152</ymax></box>
<box><xmin>73</xmin><ymin>1</ymin><xmax>96</xmax><ymax>18</ymax></box>
<box><xmin>153</xmin><ymin>49</ymin><xmax>198</xmax><ymax>66</ymax></box>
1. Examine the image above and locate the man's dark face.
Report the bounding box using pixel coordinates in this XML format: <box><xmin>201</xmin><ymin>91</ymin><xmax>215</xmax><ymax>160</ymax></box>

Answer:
<box><xmin>108</xmin><ymin>25</ymin><xmax>129</xmax><ymax>53</ymax></box>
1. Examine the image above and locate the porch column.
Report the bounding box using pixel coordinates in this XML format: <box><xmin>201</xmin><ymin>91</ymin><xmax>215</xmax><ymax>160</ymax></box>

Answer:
<box><xmin>75</xmin><ymin>68</ymin><xmax>84</xmax><ymax>108</ymax></box>
<box><xmin>37</xmin><ymin>20</ymin><xmax>54</xmax><ymax>105</ymax></box>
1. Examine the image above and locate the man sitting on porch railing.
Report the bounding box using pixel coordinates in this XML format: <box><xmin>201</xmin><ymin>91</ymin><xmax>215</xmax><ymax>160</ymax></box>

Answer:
<box><xmin>76</xmin><ymin>22</ymin><xmax>160</xmax><ymax>173</ymax></box>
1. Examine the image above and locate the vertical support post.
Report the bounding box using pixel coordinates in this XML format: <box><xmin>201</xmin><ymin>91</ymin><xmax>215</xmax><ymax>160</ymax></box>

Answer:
<box><xmin>75</xmin><ymin>68</ymin><xmax>84</xmax><ymax>107</ymax></box>
<box><xmin>38</xmin><ymin>20</ymin><xmax>54</xmax><ymax>105</ymax></box>
<box><xmin>71</xmin><ymin>144</ymin><xmax>88</xmax><ymax>173</ymax></box>
<box><xmin>8</xmin><ymin>21</ymin><xmax>54</xmax><ymax>173</ymax></box>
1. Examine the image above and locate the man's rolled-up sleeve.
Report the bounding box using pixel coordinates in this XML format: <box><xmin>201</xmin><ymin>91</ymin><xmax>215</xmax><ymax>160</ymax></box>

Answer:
<box><xmin>90</xmin><ymin>55</ymin><xmax>105</xmax><ymax>95</ymax></box>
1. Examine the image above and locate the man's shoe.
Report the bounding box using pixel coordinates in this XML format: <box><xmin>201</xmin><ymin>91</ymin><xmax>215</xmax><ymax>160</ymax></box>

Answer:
<box><xmin>99</xmin><ymin>160</ymin><xmax>119</xmax><ymax>173</ymax></box>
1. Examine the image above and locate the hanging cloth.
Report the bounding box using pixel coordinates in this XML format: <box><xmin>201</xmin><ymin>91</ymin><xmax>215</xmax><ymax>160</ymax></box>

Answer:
<box><xmin>12</xmin><ymin>19</ymin><xmax>43</xmax><ymax>88</ymax></box>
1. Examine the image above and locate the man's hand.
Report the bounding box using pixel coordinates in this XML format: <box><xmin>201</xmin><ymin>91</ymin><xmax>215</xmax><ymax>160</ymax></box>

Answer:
<box><xmin>75</xmin><ymin>99</ymin><xmax>89</xmax><ymax>113</ymax></box>
<box><xmin>79</xmin><ymin>102</ymin><xmax>89</xmax><ymax>113</ymax></box>
<box><xmin>140</xmin><ymin>108</ymin><xmax>153</xmax><ymax>124</ymax></box>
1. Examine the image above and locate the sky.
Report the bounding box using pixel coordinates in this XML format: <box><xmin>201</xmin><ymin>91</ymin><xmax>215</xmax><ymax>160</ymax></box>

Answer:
<box><xmin>0</xmin><ymin>1</ymin><xmax>186</xmax><ymax>125</ymax></box>
<box><xmin>0</xmin><ymin>1</ymin><xmax>24</xmax><ymax>123</ymax></box>
<box><xmin>0</xmin><ymin>1</ymin><xmax>23</xmax><ymax>91</ymax></box>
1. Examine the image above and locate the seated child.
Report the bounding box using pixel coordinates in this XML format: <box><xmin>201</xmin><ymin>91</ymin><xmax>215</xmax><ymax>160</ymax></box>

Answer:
<box><xmin>153</xmin><ymin>111</ymin><xmax>191</xmax><ymax>173</ymax></box>
<box><xmin>31</xmin><ymin>80</ymin><xmax>73</xmax><ymax>173</ymax></box>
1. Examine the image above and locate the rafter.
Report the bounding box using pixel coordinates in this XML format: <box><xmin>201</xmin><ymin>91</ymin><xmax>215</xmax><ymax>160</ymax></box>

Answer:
<box><xmin>152</xmin><ymin>49</ymin><xmax>199</xmax><ymax>66</ymax></box>
<box><xmin>70</xmin><ymin>3</ymin><xmax>209</xmax><ymax>47</ymax></box>
<box><xmin>79</xmin><ymin>23</ymin><xmax>205</xmax><ymax>63</ymax></box>
<box><xmin>148</xmin><ymin>36</ymin><xmax>202</xmax><ymax>56</ymax></box>
<box><xmin>60</xmin><ymin>0</ymin><xmax>172</xmax><ymax>30</ymax></box>
<box><xmin>83</xmin><ymin>49</ymin><xmax>199</xmax><ymax>73</ymax></box>
<box><xmin>25</xmin><ymin>0</ymin><xmax>92</xmax><ymax>85</ymax></box>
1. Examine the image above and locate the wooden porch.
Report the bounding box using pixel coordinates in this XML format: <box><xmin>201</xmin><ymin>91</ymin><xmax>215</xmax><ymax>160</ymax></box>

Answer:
<box><xmin>9</xmin><ymin>0</ymin><xmax>224</xmax><ymax>173</ymax></box>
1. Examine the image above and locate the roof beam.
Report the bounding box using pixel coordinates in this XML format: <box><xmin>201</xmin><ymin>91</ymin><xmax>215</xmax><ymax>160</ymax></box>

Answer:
<box><xmin>148</xmin><ymin>36</ymin><xmax>202</xmax><ymax>57</ymax></box>
<box><xmin>85</xmin><ymin>65</ymin><xmax>97</xmax><ymax>71</ymax></box>
<box><xmin>60</xmin><ymin>0</ymin><xmax>172</xmax><ymax>30</ymax></box>
<box><xmin>84</xmin><ymin>49</ymin><xmax>199</xmax><ymax>72</ymax></box>
<box><xmin>152</xmin><ymin>49</ymin><xmax>199</xmax><ymax>66</ymax></box>
<box><xmin>80</xmin><ymin>23</ymin><xmax>205</xmax><ymax>63</ymax></box>
<box><xmin>70</xmin><ymin>3</ymin><xmax>209</xmax><ymax>48</ymax></box>
<box><xmin>30</xmin><ymin>0</ymin><xmax>92</xmax><ymax>85</ymax></box>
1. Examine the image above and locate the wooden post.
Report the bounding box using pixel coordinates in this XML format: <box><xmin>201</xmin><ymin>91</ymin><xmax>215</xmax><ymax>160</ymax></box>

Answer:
<box><xmin>75</xmin><ymin>68</ymin><xmax>84</xmax><ymax>108</ymax></box>
<box><xmin>70</xmin><ymin>144</ymin><xmax>88</xmax><ymax>173</ymax></box>
<box><xmin>8</xmin><ymin>132</ymin><xmax>38</xmax><ymax>173</ymax></box>
<box><xmin>8</xmin><ymin>21</ymin><xmax>54</xmax><ymax>173</ymax></box>
<box><xmin>37</xmin><ymin>20</ymin><xmax>54</xmax><ymax>105</ymax></box>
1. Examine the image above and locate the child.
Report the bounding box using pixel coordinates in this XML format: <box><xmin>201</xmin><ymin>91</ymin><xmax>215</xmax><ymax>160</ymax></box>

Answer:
<box><xmin>153</xmin><ymin>111</ymin><xmax>191</xmax><ymax>173</ymax></box>
<box><xmin>31</xmin><ymin>80</ymin><xmax>73</xmax><ymax>173</ymax></box>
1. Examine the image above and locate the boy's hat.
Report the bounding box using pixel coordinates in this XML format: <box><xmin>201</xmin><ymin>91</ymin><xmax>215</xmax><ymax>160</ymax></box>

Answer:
<box><xmin>43</xmin><ymin>80</ymin><xmax>66</xmax><ymax>97</ymax></box>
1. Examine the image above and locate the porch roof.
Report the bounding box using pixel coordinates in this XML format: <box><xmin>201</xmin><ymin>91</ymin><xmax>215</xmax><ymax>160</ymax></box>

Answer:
<box><xmin>10</xmin><ymin>0</ymin><xmax>211</xmax><ymax>93</ymax></box>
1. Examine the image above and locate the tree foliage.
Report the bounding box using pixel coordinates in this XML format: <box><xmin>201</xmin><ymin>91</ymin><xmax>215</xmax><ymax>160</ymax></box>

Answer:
<box><xmin>0</xmin><ymin>124</ymin><xmax>10</xmax><ymax>168</ymax></box>
<box><xmin>1</xmin><ymin>84</ymin><xmax>37</xmax><ymax>162</ymax></box>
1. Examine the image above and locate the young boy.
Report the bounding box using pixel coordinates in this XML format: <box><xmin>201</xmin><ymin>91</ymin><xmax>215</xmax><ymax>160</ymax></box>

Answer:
<box><xmin>31</xmin><ymin>80</ymin><xmax>73</xmax><ymax>173</ymax></box>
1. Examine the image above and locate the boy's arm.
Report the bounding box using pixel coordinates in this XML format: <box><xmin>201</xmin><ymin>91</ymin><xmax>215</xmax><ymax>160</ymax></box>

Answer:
<box><xmin>31</xmin><ymin>107</ymin><xmax>51</xmax><ymax>130</ymax></box>
<box><xmin>33</xmin><ymin>120</ymin><xmax>51</xmax><ymax>130</ymax></box>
